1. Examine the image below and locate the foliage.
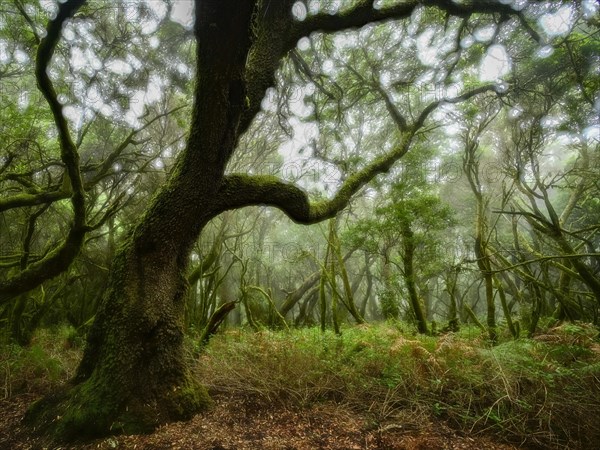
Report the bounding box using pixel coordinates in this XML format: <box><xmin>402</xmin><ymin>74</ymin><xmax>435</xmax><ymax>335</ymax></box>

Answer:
<box><xmin>198</xmin><ymin>323</ymin><xmax>600</xmax><ymax>449</ymax></box>
<box><xmin>1</xmin><ymin>326</ymin><xmax>82</xmax><ymax>398</ymax></box>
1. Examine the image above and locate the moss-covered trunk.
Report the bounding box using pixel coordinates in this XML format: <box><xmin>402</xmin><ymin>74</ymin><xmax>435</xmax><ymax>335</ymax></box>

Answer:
<box><xmin>400</xmin><ymin>220</ymin><xmax>429</xmax><ymax>335</ymax></box>
<box><xmin>26</xmin><ymin>225</ymin><xmax>212</xmax><ymax>438</ymax></box>
<box><xmin>26</xmin><ymin>0</ymin><xmax>257</xmax><ymax>439</ymax></box>
<box><xmin>26</xmin><ymin>138</ymin><xmax>236</xmax><ymax>438</ymax></box>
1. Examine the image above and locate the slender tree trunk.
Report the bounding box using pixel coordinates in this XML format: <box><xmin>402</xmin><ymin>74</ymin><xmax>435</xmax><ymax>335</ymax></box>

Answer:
<box><xmin>360</xmin><ymin>255</ymin><xmax>374</xmax><ymax>318</ymax></box>
<box><xmin>400</xmin><ymin>220</ymin><xmax>429</xmax><ymax>334</ymax></box>
<box><xmin>380</xmin><ymin>244</ymin><xmax>399</xmax><ymax>319</ymax></box>
<box><xmin>279</xmin><ymin>271</ymin><xmax>321</xmax><ymax>317</ymax></box>
<box><xmin>198</xmin><ymin>301</ymin><xmax>237</xmax><ymax>347</ymax></box>
<box><xmin>463</xmin><ymin>126</ymin><xmax>496</xmax><ymax>342</ymax></box>
<box><xmin>470</xmin><ymin>192</ymin><xmax>496</xmax><ymax>341</ymax></box>
<box><xmin>495</xmin><ymin>276</ymin><xmax>517</xmax><ymax>338</ymax></box>
<box><xmin>295</xmin><ymin>286</ymin><xmax>318</xmax><ymax>326</ymax></box>
<box><xmin>445</xmin><ymin>268</ymin><xmax>460</xmax><ymax>332</ymax></box>
<box><xmin>319</xmin><ymin>260</ymin><xmax>328</xmax><ymax>333</ymax></box>
<box><xmin>464</xmin><ymin>303</ymin><xmax>486</xmax><ymax>332</ymax></box>
<box><xmin>330</xmin><ymin>256</ymin><xmax>341</xmax><ymax>335</ymax></box>
<box><xmin>476</xmin><ymin>235</ymin><xmax>497</xmax><ymax>342</ymax></box>
<box><xmin>330</xmin><ymin>219</ymin><xmax>365</xmax><ymax>324</ymax></box>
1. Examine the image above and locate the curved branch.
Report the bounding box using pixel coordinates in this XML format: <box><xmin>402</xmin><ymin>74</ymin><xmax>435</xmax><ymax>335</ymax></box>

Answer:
<box><xmin>217</xmin><ymin>131</ymin><xmax>415</xmax><ymax>223</ymax></box>
<box><xmin>221</xmin><ymin>76</ymin><xmax>500</xmax><ymax>223</ymax></box>
<box><xmin>31</xmin><ymin>0</ymin><xmax>85</xmax><ymax>222</ymax></box>
<box><xmin>36</xmin><ymin>0</ymin><xmax>86</xmax><ymax>226</ymax></box>
<box><xmin>0</xmin><ymin>227</ymin><xmax>87</xmax><ymax>306</ymax></box>
<box><xmin>416</xmin><ymin>84</ymin><xmax>503</xmax><ymax>128</ymax></box>
<box><xmin>291</xmin><ymin>0</ymin><xmax>536</xmax><ymax>41</ymax></box>
<box><xmin>292</xmin><ymin>1</ymin><xmax>414</xmax><ymax>36</ymax></box>
<box><xmin>0</xmin><ymin>0</ymin><xmax>88</xmax><ymax>303</ymax></box>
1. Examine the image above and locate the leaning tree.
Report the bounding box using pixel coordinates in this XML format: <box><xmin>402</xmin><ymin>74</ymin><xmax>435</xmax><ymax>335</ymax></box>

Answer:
<box><xmin>0</xmin><ymin>0</ymin><xmax>559</xmax><ymax>439</ymax></box>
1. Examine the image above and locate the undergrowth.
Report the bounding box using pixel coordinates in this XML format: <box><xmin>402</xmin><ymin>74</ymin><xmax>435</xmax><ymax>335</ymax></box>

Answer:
<box><xmin>197</xmin><ymin>322</ymin><xmax>600</xmax><ymax>449</ymax></box>
<box><xmin>1</xmin><ymin>326</ymin><xmax>82</xmax><ymax>399</ymax></box>
<box><xmin>2</xmin><ymin>322</ymin><xmax>599</xmax><ymax>449</ymax></box>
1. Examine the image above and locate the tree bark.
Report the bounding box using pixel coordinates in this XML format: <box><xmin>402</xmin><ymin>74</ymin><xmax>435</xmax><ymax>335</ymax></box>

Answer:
<box><xmin>400</xmin><ymin>220</ymin><xmax>429</xmax><ymax>334</ymax></box>
<box><xmin>26</xmin><ymin>0</ymin><xmax>256</xmax><ymax>438</ymax></box>
<box><xmin>463</xmin><ymin>125</ymin><xmax>497</xmax><ymax>342</ymax></box>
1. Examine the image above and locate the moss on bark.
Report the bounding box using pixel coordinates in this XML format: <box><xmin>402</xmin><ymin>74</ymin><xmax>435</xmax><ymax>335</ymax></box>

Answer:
<box><xmin>26</xmin><ymin>370</ymin><xmax>211</xmax><ymax>440</ymax></box>
<box><xmin>26</xmin><ymin>239</ymin><xmax>212</xmax><ymax>441</ymax></box>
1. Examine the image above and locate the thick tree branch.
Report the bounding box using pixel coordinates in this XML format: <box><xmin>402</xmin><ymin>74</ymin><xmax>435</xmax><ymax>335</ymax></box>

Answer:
<box><xmin>291</xmin><ymin>0</ymin><xmax>534</xmax><ymax>40</ymax></box>
<box><xmin>220</xmin><ymin>75</ymin><xmax>500</xmax><ymax>224</ymax></box>
<box><xmin>217</xmin><ymin>131</ymin><xmax>415</xmax><ymax>223</ymax></box>
<box><xmin>0</xmin><ymin>227</ymin><xmax>87</xmax><ymax>305</ymax></box>
<box><xmin>291</xmin><ymin>1</ymin><xmax>415</xmax><ymax>37</ymax></box>
<box><xmin>35</xmin><ymin>0</ymin><xmax>87</xmax><ymax>227</ymax></box>
<box><xmin>0</xmin><ymin>0</ymin><xmax>88</xmax><ymax>304</ymax></box>
<box><xmin>190</xmin><ymin>0</ymin><xmax>255</xmax><ymax>165</ymax></box>
<box><xmin>0</xmin><ymin>190</ymin><xmax>69</xmax><ymax>213</ymax></box>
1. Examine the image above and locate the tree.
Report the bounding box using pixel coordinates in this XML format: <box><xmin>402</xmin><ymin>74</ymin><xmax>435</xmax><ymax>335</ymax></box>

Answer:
<box><xmin>460</xmin><ymin>102</ymin><xmax>503</xmax><ymax>341</ymax></box>
<box><xmin>490</xmin><ymin>22</ymin><xmax>600</xmax><ymax>326</ymax></box>
<box><xmin>346</xmin><ymin>145</ymin><xmax>455</xmax><ymax>333</ymax></box>
<box><xmin>5</xmin><ymin>0</ymin><xmax>546</xmax><ymax>439</ymax></box>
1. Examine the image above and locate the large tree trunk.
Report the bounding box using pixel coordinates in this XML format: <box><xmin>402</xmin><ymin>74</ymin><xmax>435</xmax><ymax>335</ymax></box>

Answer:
<box><xmin>25</xmin><ymin>149</ymin><xmax>228</xmax><ymax>439</ymax></box>
<box><xmin>26</xmin><ymin>0</ymin><xmax>256</xmax><ymax>439</ymax></box>
<box><xmin>27</xmin><ymin>225</ymin><xmax>212</xmax><ymax>438</ymax></box>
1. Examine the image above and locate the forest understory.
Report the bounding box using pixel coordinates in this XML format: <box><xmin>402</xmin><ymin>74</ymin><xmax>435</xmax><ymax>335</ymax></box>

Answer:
<box><xmin>0</xmin><ymin>393</ymin><xmax>524</xmax><ymax>450</ymax></box>
<box><xmin>2</xmin><ymin>323</ymin><xmax>599</xmax><ymax>450</ymax></box>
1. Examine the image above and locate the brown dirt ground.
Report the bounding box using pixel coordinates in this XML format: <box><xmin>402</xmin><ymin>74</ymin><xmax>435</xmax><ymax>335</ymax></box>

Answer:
<box><xmin>0</xmin><ymin>393</ymin><xmax>527</xmax><ymax>450</ymax></box>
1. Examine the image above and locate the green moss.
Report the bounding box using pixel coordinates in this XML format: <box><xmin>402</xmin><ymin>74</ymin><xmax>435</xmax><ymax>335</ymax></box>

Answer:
<box><xmin>167</xmin><ymin>377</ymin><xmax>213</xmax><ymax>418</ymax></box>
<box><xmin>26</xmin><ymin>369</ymin><xmax>212</xmax><ymax>442</ymax></box>
<box><xmin>45</xmin><ymin>375</ymin><xmax>120</xmax><ymax>440</ymax></box>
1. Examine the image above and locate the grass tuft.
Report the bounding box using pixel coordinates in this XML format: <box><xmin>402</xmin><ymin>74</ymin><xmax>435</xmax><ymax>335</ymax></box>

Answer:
<box><xmin>3</xmin><ymin>322</ymin><xmax>599</xmax><ymax>448</ymax></box>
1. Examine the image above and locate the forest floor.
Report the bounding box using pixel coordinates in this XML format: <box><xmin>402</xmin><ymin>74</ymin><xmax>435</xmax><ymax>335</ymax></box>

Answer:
<box><xmin>3</xmin><ymin>323</ymin><xmax>600</xmax><ymax>449</ymax></box>
<box><xmin>2</xmin><ymin>393</ymin><xmax>521</xmax><ymax>450</ymax></box>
